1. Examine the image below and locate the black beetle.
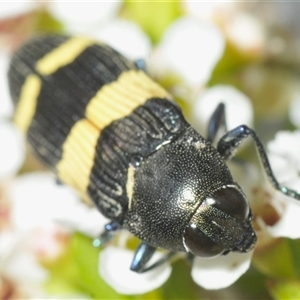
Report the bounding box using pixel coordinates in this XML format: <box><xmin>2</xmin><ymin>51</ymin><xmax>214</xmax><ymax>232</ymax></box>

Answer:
<box><xmin>8</xmin><ymin>35</ymin><xmax>300</xmax><ymax>273</ymax></box>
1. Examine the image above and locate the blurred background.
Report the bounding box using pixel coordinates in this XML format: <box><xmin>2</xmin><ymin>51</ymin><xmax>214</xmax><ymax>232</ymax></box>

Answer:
<box><xmin>1</xmin><ymin>1</ymin><xmax>300</xmax><ymax>299</ymax></box>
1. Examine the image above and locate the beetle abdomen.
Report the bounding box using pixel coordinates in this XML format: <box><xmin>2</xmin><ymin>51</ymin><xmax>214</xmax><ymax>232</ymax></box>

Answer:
<box><xmin>9</xmin><ymin>35</ymin><xmax>189</xmax><ymax>222</ymax></box>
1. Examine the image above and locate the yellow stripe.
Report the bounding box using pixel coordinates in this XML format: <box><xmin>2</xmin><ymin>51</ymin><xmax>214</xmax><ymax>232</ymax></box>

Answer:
<box><xmin>126</xmin><ymin>165</ymin><xmax>135</xmax><ymax>209</ymax></box>
<box><xmin>56</xmin><ymin>119</ymin><xmax>99</xmax><ymax>198</ymax></box>
<box><xmin>36</xmin><ymin>36</ymin><xmax>95</xmax><ymax>75</ymax></box>
<box><xmin>14</xmin><ymin>74</ymin><xmax>42</xmax><ymax>133</ymax></box>
<box><xmin>86</xmin><ymin>70</ymin><xmax>171</xmax><ymax>129</ymax></box>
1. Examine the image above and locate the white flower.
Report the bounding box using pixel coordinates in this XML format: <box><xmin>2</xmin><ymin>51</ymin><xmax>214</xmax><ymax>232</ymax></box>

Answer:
<box><xmin>98</xmin><ymin>237</ymin><xmax>254</xmax><ymax>293</ymax></box>
<box><xmin>0</xmin><ymin>121</ymin><xmax>25</xmax><ymax>179</ymax></box>
<box><xmin>55</xmin><ymin>198</ymin><xmax>109</xmax><ymax>238</ymax></box>
<box><xmin>9</xmin><ymin>172</ymin><xmax>77</xmax><ymax>231</ymax></box>
<box><xmin>0</xmin><ymin>2</ymin><xmax>37</xmax><ymax>19</ymax></box>
<box><xmin>0</xmin><ymin>51</ymin><xmax>25</xmax><ymax>180</ymax></box>
<box><xmin>192</xmin><ymin>251</ymin><xmax>253</xmax><ymax>289</ymax></box>
<box><xmin>1</xmin><ymin>171</ymin><xmax>108</xmax><ymax>297</ymax></box>
<box><xmin>8</xmin><ymin>172</ymin><xmax>107</xmax><ymax>237</ymax></box>
<box><xmin>49</xmin><ymin>3</ymin><xmax>151</xmax><ymax>62</ymax></box>
<box><xmin>224</xmin><ymin>13</ymin><xmax>265</xmax><ymax>55</ymax></box>
<box><xmin>184</xmin><ymin>2</ymin><xmax>265</xmax><ymax>56</ymax></box>
<box><xmin>266</xmin><ymin>130</ymin><xmax>300</xmax><ymax>239</ymax></box>
<box><xmin>3</xmin><ymin>240</ymin><xmax>48</xmax><ymax>286</ymax></box>
<box><xmin>95</xmin><ymin>19</ymin><xmax>151</xmax><ymax>61</ymax></box>
<box><xmin>151</xmin><ymin>17</ymin><xmax>225</xmax><ymax>87</ymax></box>
<box><xmin>1</xmin><ymin>170</ymin><xmax>106</xmax><ymax>298</ymax></box>
<box><xmin>5</xmin><ymin>171</ymin><xmax>171</xmax><ymax>295</ymax></box>
<box><xmin>267</xmin><ymin>130</ymin><xmax>300</xmax><ymax>182</ymax></box>
<box><xmin>192</xmin><ymin>84</ymin><xmax>253</xmax><ymax>136</ymax></box>
<box><xmin>99</xmin><ymin>245</ymin><xmax>172</xmax><ymax>295</ymax></box>
<box><xmin>0</xmin><ymin>51</ymin><xmax>13</xmax><ymax>119</ymax></box>
<box><xmin>48</xmin><ymin>2</ymin><xmax>122</xmax><ymax>34</ymax></box>
<box><xmin>183</xmin><ymin>1</ymin><xmax>237</xmax><ymax>21</ymax></box>
<box><xmin>0</xmin><ymin>230</ymin><xmax>48</xmax><ymax>298</ymax></box>
<box><xmin>266</xmin><ymin>181</ymin><xmax>300</xmax><ymax>239</ymax></box>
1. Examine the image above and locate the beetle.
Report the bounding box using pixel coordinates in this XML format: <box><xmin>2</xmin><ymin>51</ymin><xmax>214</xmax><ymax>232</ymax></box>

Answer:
<box><xmin>8</xmin><ymin>35</ymin><xmax>300</xmax><ymax>273</ymax></box>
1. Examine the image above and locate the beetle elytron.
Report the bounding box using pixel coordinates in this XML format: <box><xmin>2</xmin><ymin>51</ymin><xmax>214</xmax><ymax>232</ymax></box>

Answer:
<box><xmin>9</xmin><ymin>35</ymin><xmax>300</xmax><ymax>272</ymax></box>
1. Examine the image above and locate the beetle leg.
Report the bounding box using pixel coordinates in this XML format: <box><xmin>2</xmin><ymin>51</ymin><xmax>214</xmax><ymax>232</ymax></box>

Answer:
<box><xmin>207</xmin><ymin>102</ymin><xmax>227</xmax><ymax>144</ymax></box>
<box><xmin>130</xmin><ymin>242</ymin><xmax>156</xmax><ymax>272</ymax></box>
<box><xmin>93</xmin><ymin>221</ymin><xmax>121</xmax><ymax>247</ymax></box>
<box><xmin>134</xmin><ymin>58</ymin><xmax>147</xmax><ymax>72</ymax></box>
<box><xmin>130</xmin><ymin>242</ymin><xmax>176</xmax><ymax>273</ymax></box>
<box><xmin>138</xmin><ymin>251</ymin><xmax>176</xmax><ymax>273</ymax></box>
<box><xmin>104</xmin><ymin>220</ymin><xmax>121</xmax><ymax>232</ymax></box>
<box><xmin>217</xmin><ymin>125</ymin><xmax>300</xmax><ymax>200</ymax></box>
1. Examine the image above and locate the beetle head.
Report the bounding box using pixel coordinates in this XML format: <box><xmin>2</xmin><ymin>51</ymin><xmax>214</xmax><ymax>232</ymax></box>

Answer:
<box><xmin>183</xmin><ymin>185</ymin><xmax>256</xmax><ymax>258</ymax></box>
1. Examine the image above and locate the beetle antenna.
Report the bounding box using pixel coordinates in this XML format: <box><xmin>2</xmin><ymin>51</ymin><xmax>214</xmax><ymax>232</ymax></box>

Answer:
<box><xmin>217</xmin><ymin>125</ymin><xmax>300</xmax><ymax>201</ymax></box>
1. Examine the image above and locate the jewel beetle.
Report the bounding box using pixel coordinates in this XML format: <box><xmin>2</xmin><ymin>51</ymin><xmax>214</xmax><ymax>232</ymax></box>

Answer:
<box><xmin>8</xmin><ymin>35</ymin><xmax>300</xmax><ymax>273</ymax></box>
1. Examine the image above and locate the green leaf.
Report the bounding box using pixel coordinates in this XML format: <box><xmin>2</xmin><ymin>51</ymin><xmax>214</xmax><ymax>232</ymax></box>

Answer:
<box><xmin>209</xmin><ymin>41</ymin><xmax>259</xmax><ymax>82</ymax></box>
<box><xmin>286</xmin><ymin>239</ymin><xmax>300</xmax><ymax>279</ymax></box>
<box><xmin>71</xmin><ymin>233</ymin><xmax>128</xmax><ymax>299</ymax></box>
<box><xmin>122</xmin><ymin>1</ymin><xmax>183</xmax><ymax>44</ymax></box>
<box><xmin>72</xmin><ymin>233</ymin><xmax>164</xmax><ymax>299</ymax></box>
<box><xmin>44</xmin><ymin>275</ymin><xmax>85</xmax><ymax>296</ymax></box>
<box><xmin>253</xmin><ymin>239</ymin><xmax>300</xmax><ymax>279</ymax></box>
<box><xmin>230</xmin><ymin>265</ymin><xmax>271</xmax><ymax>299</ymax></box>
<box><xmin>161</xmin><ymin>258</ymin><xmax>200</xmax><ymax>300</ymax></box>
<box><xmin>268</xmin><ymin>279</ymin><xmax>300</xmax><ymax>300</ymax></box>
<box><xmin>42</xmin><ymin>237</ymin><xmax>86</xmax><ymax>296</ymax></box>
<box><xmin>35</xmin><ymin>9</ymin><xmax>64</xmax><ymax>34</ymax></box>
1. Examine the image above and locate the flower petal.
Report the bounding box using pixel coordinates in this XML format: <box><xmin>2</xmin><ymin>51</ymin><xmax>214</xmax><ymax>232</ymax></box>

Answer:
<box><xmin>0</xmin><ymin>231</ymin><xmax>23</xmax><ymax>264</ymax></box>
<box><xmin>191</xmin><ymin>251</ymin><xmax>253</xmax><ymax>290</ymax></box>
<box><xmin>267</xmin><ymin>178</ymin><xmax>300</xmax><ymax>239</ymax></box>
<box><xmin>55</xmin><ymin>200</ymin><xmax>109</xmax><ymax>238</ymax></box>
<box><xmin>267</xmin><ymin>152</ymin><xmax>298</xmax><ymax>183</ymax></box>
<box><xmin>48</xmin><ymin>2</ymin><xmax>122</xmax><ymax>32</ymax></box>
<box><xmin>225</xmin><ymin>13</ymin><xmax>265</xmax><ymax>54</ymax></box>
<box><xmin>99</xmin><ymin>246</ymin><xmax>171</xmax><ymax>295</ymax></box>
<box><xmin>1</xmin><ymin>233</ymin><xmax>48</xmax><ymax>284</ymax></box>
<box><xmin>0</xmin><ymin>2</ymin><xmax>36</xmax><ymax>19</ymax></box>
<box><xmin>28</xmin><ymin>224</ymin><xmax>69</xmax><ymax>262</ymax></box>
<box><xmin>183</xmin><ymin>2</ymin><xmax>237</xmax><ymax>20</ymax></box>
<box><xmin>96</xmin><ymin>19</ymin><xmax>151</xmax><ymax>60</ymax></box>
<box><xmin>192</xmin><ymin>85</ymin><xmax>253</xmax><ymax>135</ymax></box>
<box><xmin>267</xmin><ymin>130</ymin><xmax>300</xmax><ymax>173</ymax></box>
<box><xmin>0</xmin><ymin>51</ymin><xmax>13</xmax><ymax>118</ymax></box>
<box><xmin>0</xmin><ymin>121</ymin><xmax>25</xmax><ymax>179</ymax></box>
<box><xmin>152</xmin><ymin>17</ymin><xmax>225</xmax><ymax>86</ymax></box>
<box><xmin>5</xmin><ymin>249</ymin><xmax>48</xmax><ymax>284</ymax></box>
<box><xmin>8</xmin><ymin>172</ymin><xmax>80</xmax><ymax>231</ymax></box>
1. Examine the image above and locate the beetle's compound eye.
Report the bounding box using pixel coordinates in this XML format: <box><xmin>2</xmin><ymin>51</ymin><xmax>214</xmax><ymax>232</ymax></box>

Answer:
<box><xmin>183</xmin><ymin>186</ymin><xmax>252</xmax><ymax>257</ymax></box>
<box><xmin>210</xmin><ymin>186</ymin><xmax>249</xmax><ymax>221</ymax></box>
<box><xmin>184</xmin><ymin>223</ymin><xmax>225</xmax><ymax>257</ymax></box>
